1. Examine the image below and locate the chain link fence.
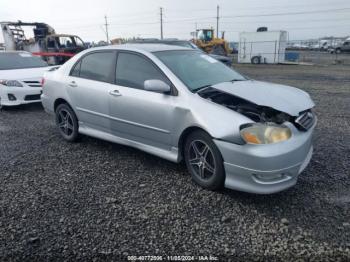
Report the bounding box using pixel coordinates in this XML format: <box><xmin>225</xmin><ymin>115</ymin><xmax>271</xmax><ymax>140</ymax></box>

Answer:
<box><xmin>231</xmin><ymin>39</ymin><xmax>350</xmax><ymax>66</ymax></box>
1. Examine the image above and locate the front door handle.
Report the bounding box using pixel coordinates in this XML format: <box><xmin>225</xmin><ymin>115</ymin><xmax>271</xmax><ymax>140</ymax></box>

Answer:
<box><xmin>69</xmin><ymin>81</ymin><xmax>78</xmax><ymax>87</ymax></box>
<box><xmin>109</xmin><ymin>90</ymin><xmax>122</xmax><ymax>97</ymax></box>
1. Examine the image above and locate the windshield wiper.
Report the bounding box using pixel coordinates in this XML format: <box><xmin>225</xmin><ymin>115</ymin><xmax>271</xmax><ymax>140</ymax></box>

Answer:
<box><xmin>193</xmin><ymin>79</ymin><xmax>247</xmax><ymax>93</ymax></box>
<box><xmin>192</xmin><ymin>84</ymin><xmax>212</xmax><ymax>93</ymax></box>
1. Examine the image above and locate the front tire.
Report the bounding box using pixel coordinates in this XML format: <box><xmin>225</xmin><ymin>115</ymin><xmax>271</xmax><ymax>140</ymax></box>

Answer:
<box><xmin>55</xmin><ymin>103</ymin><xmax>79</xmax><ymax>142</ymax></box>
<box><xmin>184</xmin><ymin>131</ymin><xmax>225</xmax><ymax>190</ymax></box>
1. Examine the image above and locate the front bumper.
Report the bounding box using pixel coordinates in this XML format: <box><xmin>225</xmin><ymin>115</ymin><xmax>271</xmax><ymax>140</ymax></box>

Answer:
<box><xmin>0</xmin><ymin>86</ymin><xmax>42</xmax><ymax>106</ymax></box>
<box><xmin>214</xmin><ymin>122</ymin><xmax>316</xmax><ymax>194</ymax></box>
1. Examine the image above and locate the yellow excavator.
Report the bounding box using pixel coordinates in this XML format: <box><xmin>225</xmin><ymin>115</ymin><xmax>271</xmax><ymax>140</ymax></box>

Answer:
<box><xmin>194</xmin><ymin>29</ymin><xmax>231</xmax><ymax>56</ymax></box>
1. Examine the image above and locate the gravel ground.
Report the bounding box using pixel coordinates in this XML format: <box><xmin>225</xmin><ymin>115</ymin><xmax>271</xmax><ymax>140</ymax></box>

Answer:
<box><xmin>0</xmin><ymin>64</ymin><xmax>349</xmax><ymax>261</ymax></box>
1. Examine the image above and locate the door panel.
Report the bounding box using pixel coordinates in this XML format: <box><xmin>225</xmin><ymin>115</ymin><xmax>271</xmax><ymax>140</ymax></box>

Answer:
<box><xmin>108</xmin><ymin>85</ymin><xmax>176</xmax><ymax>149</ymax></box>
<box><xmin>67</xmin><ymin>77</ymin><xmax>112</xmax><ymax>132</ymax></box>
<box><xmin>108</xmin><ymin>51</ymin><xmax>177</xmax><ymax>149</ymax></box>
<box><xmin>66</xmin><ymin>51</ymin><xmax>116</xmax><ymax>132</ymax></box>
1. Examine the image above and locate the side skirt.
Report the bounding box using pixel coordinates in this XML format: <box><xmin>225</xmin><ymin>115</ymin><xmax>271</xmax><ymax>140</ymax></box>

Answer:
<box><xmin>78</xmin><ymin>123</ymin><xmax>179</xmax><ymax>163</ymax></box>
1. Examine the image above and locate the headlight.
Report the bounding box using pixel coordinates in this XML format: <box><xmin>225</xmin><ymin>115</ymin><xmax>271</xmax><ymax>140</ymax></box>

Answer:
<box><xmin>240</xmin><ymin>123</ymin><xmax>292</xmax><ymax>144</ymax></box>
<box><xmin>0</xmin><ymin>80</ymin><xmax>23</xmax><ymax>87</ymax></box>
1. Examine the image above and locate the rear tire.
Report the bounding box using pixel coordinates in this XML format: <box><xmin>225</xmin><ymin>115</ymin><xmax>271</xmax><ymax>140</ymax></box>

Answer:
<box><xmin>55</xmin><ymin>103</ymin><xmax>79</xmax><ymax>142</ymax></box>
<box><xmin>184</xmin><ymin>130</ymin><xmax>225</xmax><ymax>190</ymax></box>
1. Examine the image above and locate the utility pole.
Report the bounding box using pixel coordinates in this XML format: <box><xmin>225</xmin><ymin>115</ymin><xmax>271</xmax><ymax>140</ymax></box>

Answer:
<box><xmin>104</xmin><ymin>15</ymin><xmax>109</xmax><ymax>44</ymax></box>
<box><xmin>160</xmin><ymin>7</ymin><xmax>164</xmax><ymax>39</ymax></box>
<box><xmin>216</xmin><ymin>5</ymin><xmax>219</xmax><ymax>38</ymax></box>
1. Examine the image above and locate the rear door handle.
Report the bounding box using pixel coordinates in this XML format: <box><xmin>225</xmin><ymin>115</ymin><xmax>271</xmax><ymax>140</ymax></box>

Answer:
<box><xmin>69</xmin><ymin>81</ymin><xmax>78</xmax><ymax>87</ymax></box>
<box><xmin>109</xmin><ymin>90</ymin><xmax>122</xmax><ymax>97</ymax></box>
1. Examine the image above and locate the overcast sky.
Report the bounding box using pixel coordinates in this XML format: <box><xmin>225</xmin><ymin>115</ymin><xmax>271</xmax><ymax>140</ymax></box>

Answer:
<box><xmin>1</xmin><ymin>0</ymin><xmax>349</xmax><ymax>43</ymax></box>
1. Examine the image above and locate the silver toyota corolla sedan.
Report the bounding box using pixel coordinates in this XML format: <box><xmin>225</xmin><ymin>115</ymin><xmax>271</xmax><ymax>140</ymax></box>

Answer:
<box><xmin>41</xmin><ymin>44</ymin><xmax>316</xmax><ymax>194</ymax></box>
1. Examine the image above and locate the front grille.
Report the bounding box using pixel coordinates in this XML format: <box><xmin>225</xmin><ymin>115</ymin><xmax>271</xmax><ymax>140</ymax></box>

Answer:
<box><xmin>295</xmin><ymin>110</ymin><xmax>315</xmax><ymax>131</ymax></box>
<box><xmin>23</xmin><ymin>81</ymin><xmax>42</xmax><ymax>87</ymax></box>
<box><xmin>24</xmin><ymin>94</ymin><xmax>41</xmax><ymax>101</ymax></box>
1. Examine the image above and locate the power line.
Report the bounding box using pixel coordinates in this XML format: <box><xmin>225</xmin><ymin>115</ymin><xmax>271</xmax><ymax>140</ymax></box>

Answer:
<box><xmin>51</xmin><ymin>6</ymin><xmax>350</xmax><ymax>29</ymax></box>
<box><xmin>164</xmin><ymin>17</ymin><xmax>215</xmax><ymax>23</ymax></box>
<box><xmin>160</xmin><ymin>7</ymin><xmax>350</xmax><ymax>24</ymax></box>
<box><xmin>49</xmin><ymin>9</ymin><xmax>159</xmax><ymax>23</ymax></box>
<box><xmin>55</xmin><ymin>15</ymin><xmax>350</xmax><ymax>32</ymax></box>
<box><xmin>163</xmin><ymin>1</ymin><xmax>349</xmax><ymax>14</ymax></box>
<box><xmin>110</xmin><ymin>21</ymin><xmax>159</xmax><ymax>27</ymax></box>
<box><xmin>221</xmin><ymin>7</ymin><xmax>350</xmax><ymax>19</ymax></box>
<box><xmin>221</xmin><ymin>17</ymin><xmax>350</xmax><ymax>25</ymax></box>
<box><xmin>45</xmin><ymin>6</ymin><xmax>350</xmax><ymax>41</ymax></box>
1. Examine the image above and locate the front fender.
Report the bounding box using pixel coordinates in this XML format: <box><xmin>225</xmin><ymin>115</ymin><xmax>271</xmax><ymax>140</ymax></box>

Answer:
<box><xmin>173</xmin><ymin>94</ymin><xmax>253</xmax><ymax>146</ymax></box>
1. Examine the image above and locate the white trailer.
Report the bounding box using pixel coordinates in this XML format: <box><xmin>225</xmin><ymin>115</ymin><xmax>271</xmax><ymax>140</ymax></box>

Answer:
<box><xmin>238</xmin><ymin>30</ymin><xmax>287</xmax><ymax>64</ymax></box>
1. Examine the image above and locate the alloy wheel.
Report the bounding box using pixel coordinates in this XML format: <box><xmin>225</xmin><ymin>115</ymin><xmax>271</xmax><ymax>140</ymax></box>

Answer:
<box><xmin>57</xmin><ymin>108</ymin><xmax>74</xmax><ymax>136</ymax></box>
<box><xmin>188</xmin><ymin>140</ymin><xmax>216</xmax><ymax>180</ymax></box>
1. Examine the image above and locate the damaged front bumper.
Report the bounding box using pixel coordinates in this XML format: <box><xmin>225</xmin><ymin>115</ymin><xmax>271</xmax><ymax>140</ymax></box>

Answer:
<box><xmin>214</xmin><ymin>121</ymin><xmax>316</xmax><ymax>194</ymax></box>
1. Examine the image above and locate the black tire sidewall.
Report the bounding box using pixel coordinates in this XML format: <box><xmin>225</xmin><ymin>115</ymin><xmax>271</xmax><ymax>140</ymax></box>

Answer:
<box><xmin>184</xmin><ymin>130</ymin><xmax>225</xmax><ymax>190</ymax></box>
<box><xmin>251</xmin><ymin>56</ymin><xmax>260</xmax><ymax>64</ymax></box>
<box><xmin>55</xmin><ymin>104</ymin><xmax>79</xmax><ymax>142</ymax></box>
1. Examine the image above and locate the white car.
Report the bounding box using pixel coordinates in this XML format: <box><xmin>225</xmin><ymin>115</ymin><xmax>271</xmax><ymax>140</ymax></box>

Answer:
<box><xmin>0</xmin><ymin>51</ymin><xmax>54</xmax><ymax>107</ymax></box>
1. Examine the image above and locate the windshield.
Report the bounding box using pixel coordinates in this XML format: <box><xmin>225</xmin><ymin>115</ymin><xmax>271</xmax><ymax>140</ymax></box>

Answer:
<box><xmin>154</xmin><ymin>50</ymin><xmax>246</xmax><ymax>91</ymax></box>
<box><xmin>0</xmin><ymin>53</ymin><xmax>48</xmax><ymax>70</ymax></box>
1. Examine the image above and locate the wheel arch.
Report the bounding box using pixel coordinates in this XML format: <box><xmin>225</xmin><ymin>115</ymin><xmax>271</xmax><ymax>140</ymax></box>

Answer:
<box><xmin>54</xmin><ymin>98</ymin><xmax>73</xmax><ymax>112</ymax></box>
<box><xmin>177</xmin><ymin>126</ymin><xmax>211</xmax><ymax>161</ymax></box>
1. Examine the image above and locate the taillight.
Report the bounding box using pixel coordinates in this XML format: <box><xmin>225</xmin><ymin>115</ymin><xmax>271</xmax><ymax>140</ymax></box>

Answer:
<box><xmin>41</xmin><ymin>78</ymin><xmax>45</xmax><ymax>87</ymax></box>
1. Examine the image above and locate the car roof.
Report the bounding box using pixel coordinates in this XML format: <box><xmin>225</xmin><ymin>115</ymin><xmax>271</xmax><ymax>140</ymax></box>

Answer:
<box><xmin>131</xmin><ymin>39</ymin><xmax>188</xmax><ymax>43</ymax></box>
<box><xmin>87</xmin><ymin>43</ymin><xmax>192</xmax><ymax>53</ymax></box>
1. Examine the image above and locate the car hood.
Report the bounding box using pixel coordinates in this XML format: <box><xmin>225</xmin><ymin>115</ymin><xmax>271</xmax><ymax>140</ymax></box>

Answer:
<box><xmin>0</xmin><ymin>66</ymin><xmax>55</xmax><ymax>81</ymax></box>
<box><xmin>212</xmin><ymin>80</ymin><xmax>315</xmax><ymax>116</ymax></box>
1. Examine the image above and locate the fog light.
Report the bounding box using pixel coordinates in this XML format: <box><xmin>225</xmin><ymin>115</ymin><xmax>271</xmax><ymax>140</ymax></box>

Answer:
<box><xmin>8</xmin><ymin>94</ymin><xmax>17</xmax><ymax>101</ymax></box>
<box><xmin>254</xmin><ymin>173</ymin><xmax>284</xmax><ymax>181</ymax></box>
<box><xmin>252</xmin><ymin>173</ymin><xmax>293</xmax><ymax>184</ymax></box>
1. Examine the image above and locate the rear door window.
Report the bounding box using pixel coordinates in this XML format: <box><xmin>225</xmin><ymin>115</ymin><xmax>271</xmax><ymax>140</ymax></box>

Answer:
<box><xmin>74</xmin><ymin>52</ymin><xmax>115</xmax><ymax>83</ymax></box>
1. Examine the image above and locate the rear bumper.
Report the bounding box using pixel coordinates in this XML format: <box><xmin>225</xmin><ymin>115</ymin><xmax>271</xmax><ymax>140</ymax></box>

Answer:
<box><xmin>214</xmin><ymin>122</ymin><xmax>316</xmax><ymax>194</ymax></box>
<box><xmin>0</xmin><ymin>86</ymin><xmax>42</xmax><ymax>106</ymax></box>
<box><xmin>41</xmin><ymin>93</ymin><xmax>55</xmax><ymax>114</ymax></box>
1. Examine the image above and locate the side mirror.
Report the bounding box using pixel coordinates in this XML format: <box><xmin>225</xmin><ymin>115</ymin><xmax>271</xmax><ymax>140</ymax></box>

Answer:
<box><xmin>144</xmin><ymin>79</ymin><xmax>171</xmax><ymax>93</ymax></box>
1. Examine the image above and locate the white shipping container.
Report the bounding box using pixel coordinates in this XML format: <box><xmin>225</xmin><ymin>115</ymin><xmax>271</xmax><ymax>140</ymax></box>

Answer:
<box><xmin>238</xmin><ymin>31</ymin><xmax>287</xmax><ymax>64</ymax></box>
